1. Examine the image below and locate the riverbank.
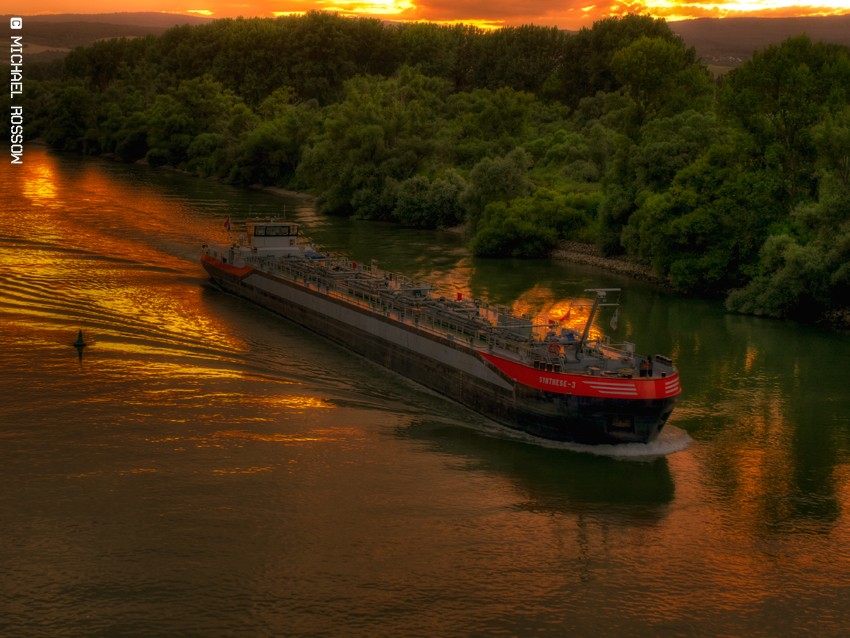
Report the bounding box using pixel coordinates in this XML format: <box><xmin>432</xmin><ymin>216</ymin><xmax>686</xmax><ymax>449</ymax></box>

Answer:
<box><xmin>252</xmin><ymin>184</ymin><xmax>317</xmax><ymax>202</ymax></box>
<box><xmin>552</xmin><ymin>241</ymin><xmax>666</xmax><ymax>285</ymax></box>
<box><xmin>185</xmin><ymin>179</ymin><xmax>850</xmax><ymax>331</ymax></box>
<box><xmin>246</xmin><ymin>190</ymin><xmax>666</xmax><ymax>286</ymax></box>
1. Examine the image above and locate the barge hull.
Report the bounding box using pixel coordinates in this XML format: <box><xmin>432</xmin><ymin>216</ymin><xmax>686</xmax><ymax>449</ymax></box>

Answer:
<box><xmin>205</xmin><ymin>262</ymin><xmax>674</xmax><ymax>444</ymax></box>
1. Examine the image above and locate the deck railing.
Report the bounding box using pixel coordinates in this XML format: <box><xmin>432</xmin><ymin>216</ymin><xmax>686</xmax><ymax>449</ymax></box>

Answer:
<box><xmin>235</xmin><ymin>251</ymin><xmax>644</xmax><ymax>371</ymax></box>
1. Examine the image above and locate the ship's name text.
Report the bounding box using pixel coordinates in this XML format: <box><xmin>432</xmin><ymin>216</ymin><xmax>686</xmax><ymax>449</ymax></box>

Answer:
<box><xmin>538</xmin><ymin>376</ymin><xmax>575</xmax><ymax>389</ymax></box>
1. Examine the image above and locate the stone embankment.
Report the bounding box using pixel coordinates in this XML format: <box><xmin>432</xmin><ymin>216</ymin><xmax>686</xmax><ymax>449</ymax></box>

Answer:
<box><xmin>825</xmin><ymin>308</ymin><xmax>850</xmax><ymax>332</ymax></box>
<box><xmin>551</xmin><ymin>241</ymin><xmax>665</xmax><ymax>284</ymax></box>
<box><xmin>551</xmin><ymin>242</ymin><xmax>850</xmax><ymax>332</ymax></box>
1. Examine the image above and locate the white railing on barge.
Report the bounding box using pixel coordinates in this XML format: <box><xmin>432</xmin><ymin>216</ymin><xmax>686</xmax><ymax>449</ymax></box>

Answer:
<box><xmin>232</xmin><ymin>252</ymin><xmax>643</xmax><ymax>374</ymax></box>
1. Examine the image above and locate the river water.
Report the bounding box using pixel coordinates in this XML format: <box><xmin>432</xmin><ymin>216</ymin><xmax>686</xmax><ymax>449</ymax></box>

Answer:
<box><xmin>2</xmin><ymin>146</ymin><xmax>850</xmax><ymax>637</ymax></box>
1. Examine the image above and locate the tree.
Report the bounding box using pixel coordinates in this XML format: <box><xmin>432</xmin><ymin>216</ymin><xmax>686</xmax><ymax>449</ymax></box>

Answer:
<box><xmin>721</xmin><ymin>36</ymin><xmax>850</xmax><ymax>207</ymax></box>
<box><xmin>472</xmin><ymin>25</ymin><xmax>568</xmax><ymax>94</ymax></box>
<box><xmin>469</xmin><ymin>189</ymin><xmax>588</xmax><ymax>258</ymax></box>
<box><xmin>44</xmin><ymin>84</ymin><xmax>95</xmax><ymax>152</ymax></box>
<box><xmin>549</xmin><ymin>14</ymin><xmax>681</xmax><ymax>106</ymax></box>
<box><xmin>295</xmin><ymin>68</ymin><xmax>450</xmax><ymax>216</ymax></box>
<box><xmin>394</xmin><ymin>171</ymin><xmax>466</xmax><ymax>228</ymax></box>
<box><xmin>144</xmin><ymin>76</ymin><xmax>245</xmax><ymax>168</ymax></box>
<box><xmin>461</xmin><ymin>148</ymin><xmax>534</xmax><ymax>233</ymax></box>
<box><xmin>611</xmin><ymin>36</ymin><xmax>712</xmax><ymax>122</ymax></box>
<box><xmin>397</xmin><ymin>22</ymin><xmax>459</xmax><ymax>79</ymax></box>
<box><xmin>232</xmin><ymin>103</ymin><xmax>317</xmax><ymax>185</ymax></box>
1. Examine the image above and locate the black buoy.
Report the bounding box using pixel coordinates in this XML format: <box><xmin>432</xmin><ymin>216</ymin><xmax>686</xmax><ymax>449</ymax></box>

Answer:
<box><xmin>73</xmin><ymin>329</ymin><xmax>87</xmax><ymax>349</ymax></box>
<box><xmin>73</xmin><ymin>329</ymin><xmax>88</xmax><ymax>361</ymax></box>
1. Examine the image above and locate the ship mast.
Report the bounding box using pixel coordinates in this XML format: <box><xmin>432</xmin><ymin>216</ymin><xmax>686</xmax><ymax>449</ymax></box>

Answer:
<box><xmin>579</xmin><ymin>288</ymin><xmax>620</xmax><ymax>350</ymax></box>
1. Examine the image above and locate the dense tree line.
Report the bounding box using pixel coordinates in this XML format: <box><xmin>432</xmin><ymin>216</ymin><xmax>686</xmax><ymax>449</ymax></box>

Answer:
<box><xmin>19</xmin><ymin>13</ymin><xmax>850</xmax><ymax>324</ymax></box>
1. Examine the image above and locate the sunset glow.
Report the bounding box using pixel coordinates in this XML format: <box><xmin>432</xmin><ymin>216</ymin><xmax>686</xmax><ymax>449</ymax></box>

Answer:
<box><xmin>19</xmin><ymin>0</ymin><xmax>850</xmax><ymax>30</ymax></box>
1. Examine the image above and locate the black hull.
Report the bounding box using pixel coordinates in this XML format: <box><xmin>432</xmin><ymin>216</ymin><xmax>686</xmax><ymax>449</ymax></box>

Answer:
<box><xmin>208</xmin><ymin>270</ymin><xmax>675</xmax><ymax>445</ymax></box>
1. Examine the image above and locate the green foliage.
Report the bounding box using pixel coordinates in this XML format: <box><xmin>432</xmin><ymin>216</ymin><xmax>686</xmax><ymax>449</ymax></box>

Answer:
<box><xmin>726</xmin><ymin>236</ymin><xmax>831</xmax><ymax>318</ymax></box>
<box><xmin>443</xmin><ymin>88</ymin><xmax>537</xmax><ymax>165</ymax></box>
<box><xmin>470</xmin><ymin>201</ymin><xmax>558</xmax><ymax>258</ymax></box>
<box><xmin>113</xmin><ymin>111</ymin><xmax>150</xmax><ymax>162</ymax></box>
<box><xmin>22</xmin><ymin>13</ymin><xmax>850</xmax><ymax>324</ymax></box>
<box><xmin>462</xmin><ymin>148</ymin><xmax>534</xmax><ymax>232</ymax></box>
<box><xmin>631</xmin><ymin>111</ymin><xmax>720</xmax><ymax>191</ymax></box>
<box><xmin>548</xmin><ymin>15</ymin><xmax>684</xmax><ymax>107</ymax></box>
<box><xmin>716</xmin><ymin>38</ymin><xmax>850</xmax><ymax>317</ymax></box>
<box><xmin>44</xmin><ymin>84</ymin><xmax>96</xmax><ymax>153</ymax></box>
<box><xmin>394</xmin><ymin>171</ymin><xmax>466</xmax><ymax>228</ymax></box>
<box><xmin>397</xmin><ymin>22</ymin><xmax>465</xmax><ymax>80</ymax></box>
<box><xmin>470</xmin><ymin>189</ymin><xmax>592</xmax><ymax>258</ymax></box>
<box><xmin>726</xmin><ymin>169</ymin><xmax>850</xmax><ymax>318</ymax></box>
<box><xmin>295</xmin><ymin>68</ymin><xmax>451</xmax><ymax>216</ymax></box>
<box><xmin>721</xmin><ymin>36</ymin><xmax>850</xmax><ymax>205</ymax></box>
<box><xmin>611</xmin><ymin>36</ymin><xmax>713</xmax><ymax>121</ymax></box>
<box><xmin>142</xmin><ymin>76</ymin><xmax>246</xmax><ymax>168</ymax></box>
<box><xmin>811</xmin><ymin>106</ymin><xmax>850</xmax><ymax>189</ymax></box>
<box><xmin>232</xmin><ymin>106</ymin><xmax>317</xmax><ymax>185</ymax></box>
<box><xmin>473</xmin><ymin>25</ymin><xmax>570</xmax><ymax>94</ymax></box>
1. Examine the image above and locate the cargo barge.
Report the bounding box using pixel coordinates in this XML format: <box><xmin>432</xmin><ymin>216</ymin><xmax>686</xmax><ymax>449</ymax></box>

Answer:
<box><xmin>201</xmin><ymin>220</ymin><xmax>681</xmax><ymax>444</ymax></box>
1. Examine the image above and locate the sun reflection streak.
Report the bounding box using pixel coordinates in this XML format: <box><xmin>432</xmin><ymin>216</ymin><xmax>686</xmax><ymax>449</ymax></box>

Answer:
<box><xmin>20</xmin><ymin>163</ymin><xmax>58</xmax><ymax>203</ymax></box>
<box><xmin>146</xmin><ymin>426</ymin><xmax>362</xmax><ymax>452</ymax></box>
<box><xmin>510</xmin><ymin>286</ymin><xmax>605</xmax><ymax>340</ymax></box>
<box><xmin>261</xmin><ymin>395</ymin><xmax>335</xmax><ymax>411</ymax></box>
<box><xmin>743</xmin><ymin>344</ymin><xmax>759</xmax><ymax>374</ymax></box>
<box><xmin>212</xmin><ymin>466</ymin><xmax>275</xmax><ymax>474</ymax></box>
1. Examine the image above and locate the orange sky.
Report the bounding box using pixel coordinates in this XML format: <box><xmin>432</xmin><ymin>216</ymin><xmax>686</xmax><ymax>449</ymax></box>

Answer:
<box><xmin>11</xmin><ymin>0</ymin><xmax>850</xmax><ymax>30</ymax></box>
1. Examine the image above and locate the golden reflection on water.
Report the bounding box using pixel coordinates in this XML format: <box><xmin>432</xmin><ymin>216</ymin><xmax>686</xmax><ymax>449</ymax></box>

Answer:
<box><xmin>509</xmin><ymin>285</ymin><xmax>604</xmax><ymax>339</ymax></box>
<box><xmin>5</xmin><ymin>150</ymin><xmax>239</xmax><ymax>377</ymax></box>
<box><xmin>261</xmin><ymin>395</ymin><xmax>335</xmax><ymax>411</ymax></box>
<box><xmin>213</xmin><ymin>428</ymin><xmax>353</xmax><ymax>444</ymax></box>
<box><xmin>146</xmin><ymin>426</ymin><xmax>357</xmax><ymax>451</ymax></box>
<box><xmin>212</xmin><ymin>466</ymin><xmax>275</xmax><ymax>475</ymax></box>
<box><xmin>80</xmin><ymin>353</ymin><xmax>247</xmax><ymax>381</ymax></box>
<box><xmin>833</xmin><ymin>463</ymin><xmax>850</xmax><ymax>533</ymax></box>
<box><xmin>743</xmin><ymin>344</ymin><xmax>759</xmax><ymax>374</ymax></box>
<box><xmin>7</xmin><ymin>148</ymin><xmax>850</xmax><ymax>634</ymax></box>
<box><xmin>120</xmin><ymin>468</ymin><xmax>159</xmax><ymax>475</ymax></box>
<box><xmin>20</xmin><ymin>162</ymin><xmax>58</xmax><ymax>203</ymax></box>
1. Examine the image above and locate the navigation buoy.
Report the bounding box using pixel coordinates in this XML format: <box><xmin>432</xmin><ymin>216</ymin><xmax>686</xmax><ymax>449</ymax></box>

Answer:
<box><xmin>73</xmin><ymin>329</ymin><xmax>87</xmax><ymax>349</ymax></box>
<box><xmin>73</xmin><ymin>329</ymin><xmax>88</xmax><ymax>362</ymax></box>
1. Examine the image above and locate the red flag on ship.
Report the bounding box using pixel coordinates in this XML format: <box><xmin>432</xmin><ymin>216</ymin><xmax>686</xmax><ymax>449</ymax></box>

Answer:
<box><xmin>224</xmin><ymin>217</ymin><xmax>231</xmax><ymax>231</ymax></box>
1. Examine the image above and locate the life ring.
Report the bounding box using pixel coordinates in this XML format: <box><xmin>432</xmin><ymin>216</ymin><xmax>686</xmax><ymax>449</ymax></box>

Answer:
<box><xmin>548</xmin><ymin>343</ymin><xmax>561</xmax><ymax>354</ymax></box>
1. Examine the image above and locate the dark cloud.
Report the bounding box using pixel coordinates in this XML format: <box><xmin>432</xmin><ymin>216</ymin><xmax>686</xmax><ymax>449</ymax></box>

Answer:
<box><xmin>400</xmin><ymin>0</ymin><xmax>593</xmax><ymax>25</ymax></box>
<box><xmin>24</xmin><ymin>0</ymin><xmax>850</xmax><ymax>31</ymax></box>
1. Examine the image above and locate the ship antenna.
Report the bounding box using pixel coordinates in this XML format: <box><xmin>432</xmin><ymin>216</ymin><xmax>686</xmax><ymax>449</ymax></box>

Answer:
<box><xmin>579</xmin><ymin>288</ymin><xmax>621</xmax><ymax>351</ymax></box>
<box><xmin>579</xmin><ymin>290</ymin><xmax>603</xmax><ymax>349</ymax></box>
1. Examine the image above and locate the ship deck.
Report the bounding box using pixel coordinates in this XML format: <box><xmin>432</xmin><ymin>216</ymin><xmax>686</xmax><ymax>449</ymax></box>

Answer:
<box><xmin>223</xmin><ymin>250</ymin><xmax>664</xmax><ymax>380</ymax></box>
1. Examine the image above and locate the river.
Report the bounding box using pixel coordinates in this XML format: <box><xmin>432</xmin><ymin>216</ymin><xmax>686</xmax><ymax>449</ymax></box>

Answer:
<box><xmin>2</xmin><ymin>146</ymin><xmax>850</xmax><ymax>637</ymax></box>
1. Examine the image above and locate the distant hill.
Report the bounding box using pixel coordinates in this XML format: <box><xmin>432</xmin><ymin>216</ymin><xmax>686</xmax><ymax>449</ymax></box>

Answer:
<box><xmin>8</xmin><ymin>12</ymin><xmax>850</xmax><ymax>69</ymax></box>
<box><xmin>2</xmin><ymin>12</ymin><xmax>212</xmax><ymax>62</ymax></box>
<box><xmin>670</xmin><ymin>15</ymin><xmax>850</xmax><ymax>69</ymax></box>
<box><xmin>9</xmin><ymin>12</ymin><xmax>213</xmax><ymax>28</ymax></box>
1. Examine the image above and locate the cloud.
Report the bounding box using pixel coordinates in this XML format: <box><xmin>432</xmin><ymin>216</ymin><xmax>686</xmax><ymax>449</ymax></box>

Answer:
<box><xmin>406</xmin><ymin>0</ymin><xmax>566</xmax><ymax>20</ymax></box>
<box><xmin>20</xmin><ymin>0</ymin><xmax>850</xmax><ymax>30</ymax></box>
<box><xmin>314</xmin><ymin>0</ymin><xmax>850</xmax><ymax>29</ymax></box>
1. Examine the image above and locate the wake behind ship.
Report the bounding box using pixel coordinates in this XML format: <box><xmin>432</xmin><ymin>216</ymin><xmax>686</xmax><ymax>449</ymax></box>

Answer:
<box><xmin>201</xmin><ymin>220</ymin><xmax>681</xmax><ymax>445</ymax></box>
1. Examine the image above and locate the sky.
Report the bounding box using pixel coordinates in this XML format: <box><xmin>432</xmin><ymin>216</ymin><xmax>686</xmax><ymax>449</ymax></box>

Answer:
<box><xmin>10</xmin><ymin>0</ymin><xmax>850</xmax><ymax>30</ymax></box>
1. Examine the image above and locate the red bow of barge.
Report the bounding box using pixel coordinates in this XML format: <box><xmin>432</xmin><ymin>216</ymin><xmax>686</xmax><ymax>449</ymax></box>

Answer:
<box><xmin>202</xmin><ymin>220</ymin><xmax>681</xmax><ymax>445</ymax></box>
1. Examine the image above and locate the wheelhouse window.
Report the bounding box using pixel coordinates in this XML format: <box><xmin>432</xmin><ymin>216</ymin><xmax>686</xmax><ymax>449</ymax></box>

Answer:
<box><xmin>252</xmin><ymin>225</ymin><xmax>295</xmax><ymax>237</ymax></box>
